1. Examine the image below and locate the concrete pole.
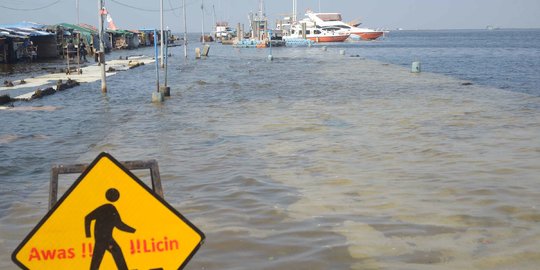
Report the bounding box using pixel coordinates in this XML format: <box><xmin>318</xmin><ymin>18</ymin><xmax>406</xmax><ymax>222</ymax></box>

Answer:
<box><xmin>152</xmin><ymin>30</ymin><xmax>164</xmax><ymax>103</ymax></box>
<box><xmin>98</xmin><ymin>0</ymin><xmax>107</xmax><ymax>93</ymax></box>
<box><xmin>183</xmin><ymin>0</ymin><xmax>188</xmax><ymax>58</ymax></box>
<box><xmin>164</xmin><ymin>31</ymin><xmax>168</xmax><ymax>88</ymax></box>
<box><xmin>160</xmin><ymin>0</ymin><xmax>164</xmax><ymax>68</ymax></box>
<box><xmin>154</xmin><ymin>30</ymin><xmax>160</xmax><ymax>92</ymax></box>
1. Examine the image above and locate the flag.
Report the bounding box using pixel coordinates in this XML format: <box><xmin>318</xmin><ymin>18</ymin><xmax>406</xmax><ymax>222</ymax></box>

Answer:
<box><xmin>106</xmin><ymin>13</ymin><xmax>118</xmax><ymax>30</ymax></box>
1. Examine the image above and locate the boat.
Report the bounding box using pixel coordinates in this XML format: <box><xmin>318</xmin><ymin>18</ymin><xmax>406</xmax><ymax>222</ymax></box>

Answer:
<box><xmin>286</xmin><ymin>23</ymin><xmax>350</xmax><ymax>43</ymax></box>
<box><xmin>233</xmin><ymin>39</ymin><xmax>266</xmax><ymax>48</ymax></box>
<box><xmin>214</xmin><ymin>21</ymin><xmax>235</xmax><ymax>41</ymax></box>
<box><xmin>304</xmin><ymin>11</ymin><xmax>385</xmax><ymax>41</ymax></box>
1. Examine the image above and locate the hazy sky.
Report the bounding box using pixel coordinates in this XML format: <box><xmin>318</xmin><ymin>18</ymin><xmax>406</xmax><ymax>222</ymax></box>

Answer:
<box><xmin>1</xmin><ymin>0</ymin><xmax>539</xmax><ymax>31</ymax></box>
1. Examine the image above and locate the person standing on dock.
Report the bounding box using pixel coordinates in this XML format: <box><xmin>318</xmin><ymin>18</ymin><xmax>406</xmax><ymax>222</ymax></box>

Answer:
<box><xmin>79</xmin><ymin>39</ymin><xmax>88</xmax><ymax>62</ymax></box>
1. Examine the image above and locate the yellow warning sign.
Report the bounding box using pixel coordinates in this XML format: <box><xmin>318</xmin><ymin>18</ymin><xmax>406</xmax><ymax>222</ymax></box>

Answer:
<box><xmin>12</xmin><ymin>153</ymin><xmax>204</xmax><ymax>270</ymax></box>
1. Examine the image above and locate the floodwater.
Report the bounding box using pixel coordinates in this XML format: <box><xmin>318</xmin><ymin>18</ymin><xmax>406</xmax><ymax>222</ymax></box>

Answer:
<box><xmin>1</xmin><ymin>31</ymin><xmax>540</xmax><ymax>269</ymax></box>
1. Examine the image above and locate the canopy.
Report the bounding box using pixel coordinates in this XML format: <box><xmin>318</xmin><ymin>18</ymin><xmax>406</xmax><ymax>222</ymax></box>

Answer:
<box><xmin>0</xmin><ymin>21</ymin><xmax>47</xmax><ymax>30</ymax></box>
<box><xmin>57</xmin><ymin>23</ymin><xmax>97</xmax><ymax>35</ymax></box>
<box><xmin>0</xmin><ymin>21</ymin><xmax>53</xmax><ymax>37</ymax></box>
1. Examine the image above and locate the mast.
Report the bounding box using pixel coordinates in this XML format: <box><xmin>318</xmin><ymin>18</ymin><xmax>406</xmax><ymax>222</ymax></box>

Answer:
<box><xmin>212</xmin><ymin>4</ymin><xmax>216</xmax><ymax>31</ymax></box>
<box><xmin>292</xmin><ymin>0</ymin><xmax>297</xmax><ymax>23</ymax></box>
<box><xmin>259</xmin><ymin>0</ymin><xmax>264</xmax><ymax>18</ymax></box>
<box><xmin>256</xmin><ymin>0</ymin><xmax>266</xmax><ymax>40</ymax></box>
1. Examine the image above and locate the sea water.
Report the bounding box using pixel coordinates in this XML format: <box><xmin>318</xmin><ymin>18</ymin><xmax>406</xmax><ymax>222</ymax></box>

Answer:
<box><xmin>1</xmin><ymin>30</ymin><xmax>539</xmax><ymax>269</ymax></box>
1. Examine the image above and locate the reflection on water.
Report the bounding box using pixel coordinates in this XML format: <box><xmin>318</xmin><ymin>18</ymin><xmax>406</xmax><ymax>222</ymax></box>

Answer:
<box><xmin>1</xmin><ymin>37</ymin><xmax>540</xmax><ymax>269</ymax></box>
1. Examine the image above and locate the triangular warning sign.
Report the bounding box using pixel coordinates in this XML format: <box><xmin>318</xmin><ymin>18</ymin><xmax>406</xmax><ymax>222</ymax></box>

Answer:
<box><xmin>12</xmin><ymin>152</ymin><xmax>204</xmax><ymax>270</ymax></box>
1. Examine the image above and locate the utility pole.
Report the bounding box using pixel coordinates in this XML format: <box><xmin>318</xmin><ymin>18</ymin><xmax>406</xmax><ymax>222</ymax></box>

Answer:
<box><xmin>212</xmin><ymin>4</ymin><xmax>216</xmax><ymax>34</ymax></box>
<box><xmin>183</xmin><ymin>0</ymin><xmax>188</xmax><ymax>58</ymax></box>
<box><xmin>201</xmin><ymin>0</ymin><xmax>205</xmax><ymax>44</ymax></box>
<box><xmin>98</xmin><ymin>0</ymin><xmax>107</xmax><ymax>93</ymax></box>
<box><xmin>160</xmin><ymin>0</ymin><xmax>164</xmax><ymax>68</ymax></box>
<box><xmin>154</xmin><ymin>30</ymin><xmax>159</xmax><ymax>92</ymax></box>
<box><xmin>164</xmin><ymin>30</ymin><xmax>168</xmax><ymax>92</ymax></box>
<box><xmin>76</xmin><ymin>0</ymin><xmax>80</xmax><ymax>25</ymax></box>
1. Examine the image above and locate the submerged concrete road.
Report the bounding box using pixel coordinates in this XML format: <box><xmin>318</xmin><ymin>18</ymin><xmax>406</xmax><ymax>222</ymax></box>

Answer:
<box><xmin>0</xmin><ymin>56</ymin><xmax>155</xmax><ymax>102</ymax></box>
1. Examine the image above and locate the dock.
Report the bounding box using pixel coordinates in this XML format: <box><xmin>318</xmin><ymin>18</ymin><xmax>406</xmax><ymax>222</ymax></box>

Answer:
<box><xmin>0</xmin><ymin>56</ymin><xmax>155</xmax><ymax>103</ymax></box>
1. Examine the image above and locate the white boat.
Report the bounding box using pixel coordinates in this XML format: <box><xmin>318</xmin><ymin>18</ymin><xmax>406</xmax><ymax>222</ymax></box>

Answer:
<box><xmin>286</xmin><ymin>23</ymin><xmax>350</xmax><ymax>43</ymax></box>
<box><xmin>304</xmin><ymin>11</ymin><xmax>385</xmax><ymax>41</ymax></box>
<box><xmin>283</xmin><ymin>15</ymin><xmax>350</xmax><ymax>43</ymax></box>
<box><xmin>214</xmin><ymin>21</ymin><xmax>235</xmax><ymax>40</ymax></box>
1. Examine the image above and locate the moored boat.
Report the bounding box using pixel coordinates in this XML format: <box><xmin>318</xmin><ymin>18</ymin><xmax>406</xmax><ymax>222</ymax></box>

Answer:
<box><xmin>305</xmin><ymin>11</ymin><xmax>385</xmax><ymax>41</ymax></box>
<box><xmin>214</xmin><ymin>21</ymin><xmax>235</xmax><ymax>41</ymax></box>
<box><xmin>286</xmin><ymin>24</ymin><xmax>350</xmax><ymax>43</ymax></box>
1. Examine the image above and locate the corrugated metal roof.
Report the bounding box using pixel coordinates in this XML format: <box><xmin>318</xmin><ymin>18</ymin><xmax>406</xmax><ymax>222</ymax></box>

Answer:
<box><xmin>0</xmin><ymin>28</ymin><xmax>29</xmax><ymax>38</ymax></box>
<box><xmin>0</xmin><ymin>21</ymin><xmax>52</xmax><ymax>38</ymax></box>
<box><xmin>57</xmin><ymin>23</ymin><xmax>97</xmax><ymax>34</ymax></box>
<box><xmin>0</xmin><ymin>21</ymin><xmax>47</xmax><ymax>29</ymax></box>
<box><xmin>0</xmin><ymin>32</ymin><xmax>26</xmax><ymax>38</ymax></box>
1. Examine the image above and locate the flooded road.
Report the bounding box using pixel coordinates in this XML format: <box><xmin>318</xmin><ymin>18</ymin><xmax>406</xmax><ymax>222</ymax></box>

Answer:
<box><xmin>1</xmin><ymin>34</ymin><xmax>540</xmax><ymax>269</ymax></box>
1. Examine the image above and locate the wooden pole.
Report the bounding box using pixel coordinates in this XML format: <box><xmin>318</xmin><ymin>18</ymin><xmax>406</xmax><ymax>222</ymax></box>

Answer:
<box><xmin>98</xmin><ymin>0</ymin><xmax>107</xmax><ymax>93</ymax></box>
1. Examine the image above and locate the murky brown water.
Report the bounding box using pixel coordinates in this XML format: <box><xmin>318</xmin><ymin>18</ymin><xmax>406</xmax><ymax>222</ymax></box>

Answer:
<box><xmin>1</xmin><ymin>43</ymin><xmax>540</xmax><ymax>269</ymax></box>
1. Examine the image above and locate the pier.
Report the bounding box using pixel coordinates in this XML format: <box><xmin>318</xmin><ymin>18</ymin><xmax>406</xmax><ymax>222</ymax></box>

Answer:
<box><xmin>0</xmin><ymin>56</ymin><xmax>154</xmax><ymax>106</ymax></box>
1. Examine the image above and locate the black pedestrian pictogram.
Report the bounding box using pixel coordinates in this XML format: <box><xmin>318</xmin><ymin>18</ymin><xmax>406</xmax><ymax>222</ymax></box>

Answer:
<box><xmin>85</xmin><ymin>188</ymin><xmax>136</xmax><ymax>270</ymax></box>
